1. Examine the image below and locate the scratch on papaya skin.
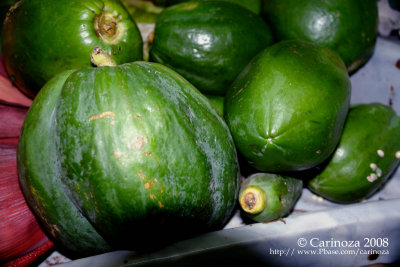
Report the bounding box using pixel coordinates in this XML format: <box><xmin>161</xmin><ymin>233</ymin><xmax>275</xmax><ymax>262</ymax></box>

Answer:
<box><xmin>231</xmin><ymin>87</ymin><xmax>245</xmax><ymax>99</ymax></box>
<box><xmin>89</xmin><ymin>111</ymin><xmax>115</xmax><ymax>121</ymax></box>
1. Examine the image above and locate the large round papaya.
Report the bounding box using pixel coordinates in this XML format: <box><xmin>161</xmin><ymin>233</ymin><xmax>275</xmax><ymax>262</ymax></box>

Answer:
<box><xmin>308</xmin><ymin>103</ymin><xmax>400</xmax><ymax>203</ymax></box>
<box><xmin>17</xmin><ymin>61</ymin><xmax>239</xmax><ymax>256</ymax></box>
<box><xmin>261</xmin><ymin>0</ymin><xmax>378</xmax><ymax>73</ymax></box>
<box><xmin>149</xmin><ymin>1</ymin><xmax>274</xmax><ymax>95</ymax></box>
<box><xmin>224</xmin><ymin>40</ymin><xmax>351</xmax><ymax>172</ymax></box>
<box><xmin>2</xmin><ymin>0</ymin><xmax>143</xmax><ymax>97</ymax></box>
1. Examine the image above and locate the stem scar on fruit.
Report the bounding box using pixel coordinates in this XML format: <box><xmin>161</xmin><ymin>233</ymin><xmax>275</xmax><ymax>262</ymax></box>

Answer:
<box><xmin>239</xmin><ymin>186</ymin><xmax>266</xmax><ymax>214</ymax></box>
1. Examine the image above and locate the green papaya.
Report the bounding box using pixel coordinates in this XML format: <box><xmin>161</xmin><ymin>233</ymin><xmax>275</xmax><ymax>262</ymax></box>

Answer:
<box><xmin>149</xmin><ymin>1</ymin><xmax>274</xmax><ymax>95</ymax></box>
<box><xmin>224</xmin><ymin>40</ymin><xmax>351</xmax><ymax>172</ymax></box>
<box><xmin>239</xmin><ymin>173</ymin><xmax>303</xmax><ymax>222</ymax></box>
<box><xmin>308</xmin><ymin>103</ymin><xmax>400</xmax><ymax>203</ymax></box>
<box><xmin>261</xmin><ymin>0</ymin><xmax>378</xmax><ymax>73</ymax></box>
<box><xmin>2</xmin><ymin>0</ymin><xmax>143</xmax><ymax>97</ymax></box>
<box><xmin>18</xmin><ymin>61</ymin><xmax>239</xmax><ymax>255</ymax></box>
<box><xmin>164</xmin><ymin>0</ymin><xmax>261</xmax><ymax>14</ymax></box>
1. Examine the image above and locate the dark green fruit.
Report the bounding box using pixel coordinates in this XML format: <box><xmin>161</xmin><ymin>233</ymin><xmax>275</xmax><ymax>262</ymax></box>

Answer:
<box><xmin>149</xmin><ymin>1</ymin><xmax>274</xmax><ymax>95</ymax></box>
<box><xmin>261</xmin><ymin>0</ymin><xmax>378</xmax><ymax>73</ymax></box>
<box><xmin>165</xmin><ymin>0</ymin><xmax>261</xmax><ymax>14</ymax></box>
<box><xmin>308</xmin><ymin>103</ymin><xmax>400</xmax><ymax>203</ymax></box>
<box><xmin>239</xmin><ymin>173</ymin><xmax>303</xmax><ymax>222</ymax></box>
<box><xmin>224</xmin><ymin>40</ymin><xmax>351</xmax><ymax>172</ymax></box>
<box><xmin>2</xmin><ymin>0</ymin><xmax>143</xmax><ymax>97</ymax></box>
<box><xmin>18</xmin><ymin>61</ymin><xmax>239</xmax><ymax>255</ymax></box>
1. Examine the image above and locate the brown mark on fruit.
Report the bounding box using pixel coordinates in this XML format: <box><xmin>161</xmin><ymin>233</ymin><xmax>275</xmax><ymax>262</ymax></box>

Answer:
<box><xmin>244</xmin><ymin>192</ymin><xmax>257</xmax><ymax>210</ymax></box>
<box><xmin>138</xmin><ymin>170</ymin><xmax>146</xmax><ymax>180</ymax></box>
<box><xmin>89</xmin><ymin>111</ymin><xmax>115</xmax><ymax>121</ymax></box>
<box><xmin>149</xmin><ymin>194</ymin><xmax>156</xmax><ymax>200</ymax></box>
<box><xmin>128</xmin><ymin>136</ymin><xmax>148</xmax><ymax>150</ymax></box>
<box><xmin>144</xmin><ymin>182</ymin><xmax>151</xmax><ymax>189</ymax></box>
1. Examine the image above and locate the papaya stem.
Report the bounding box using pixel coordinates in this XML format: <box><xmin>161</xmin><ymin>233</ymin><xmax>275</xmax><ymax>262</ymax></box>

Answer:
<box><xmin>90</xmin><ymin>47</ymin><xmax>117</xmax><ymax>67</ymax></box>
<box><xmin>239</xmin><ymin>185</ymin><xmax>266</xmax><ymax>214</ymax></box>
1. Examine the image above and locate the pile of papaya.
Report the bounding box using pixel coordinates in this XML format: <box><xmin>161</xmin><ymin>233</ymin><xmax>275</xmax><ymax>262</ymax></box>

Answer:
<box><xmin>1</xmin><ymin>0</ymin><xmax>399</xmax><ymax>263</ymax></box>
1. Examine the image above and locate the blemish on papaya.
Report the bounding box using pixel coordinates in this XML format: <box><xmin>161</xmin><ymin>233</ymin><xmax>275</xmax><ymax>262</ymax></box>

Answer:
<box><xmin>128</xmin><ymin>136</ymin><xmax>148</xmax><ymax>150</ymax></box>
<box><xmin>138</xmin><ymin>170</ymin><xmax>146</xmax><ymax>180</ymax></box>
<box><xmin>143</xmin><ymin>151</ymin><xmax>152</xmax><ymax>156</ymax></box>
<box><xmin>144</xmin><ymin>182</ymin><xmax>151</xmax><ymax>189</ymax></box>
<box><xmin>89</xmin><ymin>111</ymin><xmax>115</xmax><ymax>121</ymax></box>
<box><xmin>367</xmin><ymin>173</ymin><xmax>377</xmax><ymax>183</ymax></box>
<box><xmin>149</xmin><ymin>194</ymin><xmax>156</xmax><ymax>200</ymax></box>
<box><xmin>369</xmin><ymin>163</ymin><xmax>377</xmax><ymax>171</ymax></box>
<box><xmin>114</xmin><ymin>151</ymin><xmax>122</xmax><ymax>158</ymax></box>
<box><xmin>231</xmin><ymin>87</ymin><xmax>244</xmax><ymax>99</ymax></box>
<box><xmin>158</xmin><ymin>201</ymin><xmax>164</xmax><ymax>208</ymax></box>
<box><xmin>376</xmin><ymin>168</ymin><xmax>382</xmax><ymax>177</ymax></box>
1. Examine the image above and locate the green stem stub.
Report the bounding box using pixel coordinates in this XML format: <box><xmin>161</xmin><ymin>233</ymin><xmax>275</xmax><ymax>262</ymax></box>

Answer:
<box><xmin>239</xmin><ymin>185</ymin><xmax>266</xmax><ymax>214</ymax></box>
<box><xmin>90</xmin><ymin>47</ymin><xmax>117</xmax><ymax>67</ymax></box>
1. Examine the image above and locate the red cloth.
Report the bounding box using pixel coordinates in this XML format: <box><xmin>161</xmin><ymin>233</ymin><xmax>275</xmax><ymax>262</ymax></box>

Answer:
<box><xmin>0</xmin><ymin>58</ymin><xmax>53</xmax><ymax>266</ymax></box>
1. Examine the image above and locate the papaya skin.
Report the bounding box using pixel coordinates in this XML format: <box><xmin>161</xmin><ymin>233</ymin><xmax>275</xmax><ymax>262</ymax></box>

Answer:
<box><xmin>224</xmin><ymin>40</ymin><xmax>351</xmax><ymax>172</ymax></box>
<box><xmin>239</xmin><ymin>173</ymin><xmax>303</xmax><ymax>222</ymax></box>
<box><xmin>261</xmin><ymin>0</ymin><xmax>378</xmax><ymax>73</ymax></box>
<box><xmin>18</xmin><ymin>61</ymin><xmax>240</xmax><ymax>254</ymax></box>
<box><xmin>165</xmin><ymin>0</ymin><xmax>261</xmax><ymax>14</ymax></box>
<box><xmin>2</xmin><ymin>0</ymin><xmax>143</xmax><ymax>97</ymax></box>
<box><xmin>308</xmin><ymin>103</ymin><xmax>400</xmax><ymax>203</ymax></box>
<box><xmin>149</xmin><ymin>1</ymin><xmax>274</xmax><ymax>95</ymax></box>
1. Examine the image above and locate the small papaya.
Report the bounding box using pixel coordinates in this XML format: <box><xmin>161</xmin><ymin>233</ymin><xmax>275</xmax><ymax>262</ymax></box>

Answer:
<box><xmin>239</xmin><ymin>173</ymin><xmax>303</xmax><ymax>222</ymax></box>
<box><xmin>261</xmin><ymin>0</ymin><xmax>378</xmax><ymax>73</ymax></box>
<box><xmin>149</xmin><ymin>1</ymin><xmax>274</xmax><ymax>95</ymax></box>
<box><xmin>224</xmin><ymin>40</ymin><xmax>351</xmax><ymax>172</ymax></box>
<box><xmin>308</xmin><ymin>103</ymin><xmax>400</xmax><ymax>203</ymax></box>
<box><xmin>2</xmin><ymin>0</ymin><xmax>143</xmax><ymax>97</ymax></box>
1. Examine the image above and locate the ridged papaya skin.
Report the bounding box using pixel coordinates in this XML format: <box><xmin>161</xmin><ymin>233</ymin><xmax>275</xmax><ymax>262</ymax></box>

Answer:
<box><xmin>308</xmin><ymin>103</ymin><xmax>400</xmax><ymax>203</ymax></box>
<box><xmin>18</xmin><ymin>62</ymin><xmax>240</xmax><ymax>255</ymax></box>
<box><xmin>149</xmin><ymin>1</ymin><xmax>274</xmax><ymax>95</ymax></box>
<box><xmin>261</xmin><ymin>0</ymin><xmax>378</xmax><ymax>73</ymax></box>
<box><xmin>17</xmin><ymin>70</ymin><xmax>112</xmax><ymax>257</ymax></box>
<box><xmin>239</xmin><ymin>173</ymin><xmax>303</xmax><ymax>222</ymax></box>
<box><xmin>2</xmin><ymin>0</ymin><xmax>143</xmax><ymax>97</ymax></box>
<box><xmin>224</xmin><ymin>40</ymin><xmax>351</xmax><ymax>172</ymax></box>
